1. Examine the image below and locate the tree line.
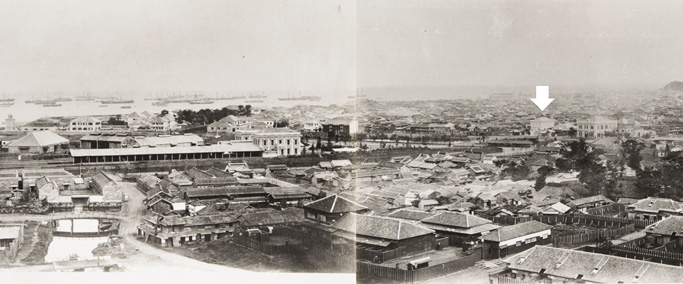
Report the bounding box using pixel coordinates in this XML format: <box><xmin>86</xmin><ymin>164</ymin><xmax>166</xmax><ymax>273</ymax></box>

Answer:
<box><xmin>172</xmin><ymin>105</ymin><xmax>252</xmax><ymax>125</ymax></box>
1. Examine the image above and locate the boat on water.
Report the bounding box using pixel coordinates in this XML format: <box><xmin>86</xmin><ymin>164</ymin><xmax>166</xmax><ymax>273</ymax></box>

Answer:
<box><xmin>53</xmin><ymin>97</ymin><xmax>73</xmax><ymax>102</ymax></box>
<box><xmin>188</xmin><ymin>99</ymin><xmax>214</xmax><ymax>104</ymax></box>
<box><xmin>27</xmin><ymin>99</ymin><xmax>56</xmax><ymax>104</ymax></box>
<box><xmin>248</xmin><ymin>94</ymin><xmax>268</xmax><ymax>99</ymax></box>
<box><xmin>245</xmin><ymin>100</ymin><xmax>264</xmax><ymax>103</ymax></box>
<box><xmin>121</xmin><ymin>106</ymin><xmax>132</xmax><ymax>109</ymax></box>
<box><xmin>74</xmin><ymin>95</ymin><xmax>94</xmax><ymax>101</ymax></box>
<box><xmin>215</xmin><ymin>95</ymin><xmax>246</xmax><ymax>100</ymax></box>
<box><xmin>0</xmin><ymin>95</ymin><xmax>14</xmax><ymax>103</ymax></box>
<box><xmin>99</xmin><ymin>105</ymin><xmax>108</xmax><ymax>107</ymax></box>
<box><xmin>42</xmin><ymin>102</ymin><xmax>62</xmax><ymax>107</ymax></box>
<box><xmin>101</xmin><ymin>99</ymin><xmax>134</xmax><ymax>104</ymax></box>
<box><xmin>152</xmin><ymin>101</ymin><xmax>169</xmax><ymax>106</ymax></box>
<box><xmin>278</xmin><ymin>95</ymin><xmax>322</xmax><ymax>101</ymax></box>
<box><xmin>0</xmin><ymin>103</ymin><xmax>13</xmax><ymax>107</ymax></box>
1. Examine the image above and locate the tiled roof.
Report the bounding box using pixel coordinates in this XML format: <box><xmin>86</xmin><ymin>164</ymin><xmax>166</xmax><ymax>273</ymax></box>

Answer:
<box><xmin>421</xmin><ymin>212</ymin><xmax>492</xmax><ymax>228</ymax></box>
<box><xmin>9</xmin><ymin>131</ymin><xmax>69</xmax><ymax>147</ymax></box>
<box><xmin>483</xmin><ymin>221</ymin><xmax>552</xmax><ymax>242</ymax></box>
<box><xmin>133</xmin><ymin>134</ymin><xmax>203</xmax><ymax>147</ymax></box>
<box><xmin>645</xmin><ymin>216</ymin><xmax>683</xmax><ymax>236</ymax></box>
<box><xmin>569</xmin><ymin>195</ymin><xmax>613</xmax><ymax>207</ymax></box>
<box><xmin>628</xmin><ymin>197</ymin><xmax>682</xmax><ymax>214</ymax></box>
<box><xmin>70</xmin><ymin>144</ymin><xmax>263</xmax><ymax>157</ymax></box>
<box><xmin>303</xmin><ymin>194</ymin><xmax>367</xmax><ymax>213</ymax></box>
<box><xmin>505</xmin><ymin>246</ymin><xmax>683</xmax><ymax>283</ymax></box>
<box><xmin>386</xmin><ymin>209</ymin><xmax>434</xmax><ymax>221</ymax></box>
<box><xmin>332</xmin><ymin>213</ymin><xmax>434</xmax><ymax>241</ymax></box>
<box><xmin>238</xmin><ymin>208</ymin><xmax>303</xmax><ymax>227</ymax></box>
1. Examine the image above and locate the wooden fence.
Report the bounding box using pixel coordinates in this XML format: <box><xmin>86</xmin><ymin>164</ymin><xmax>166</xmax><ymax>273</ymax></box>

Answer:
<box><xmin>490</xmin><ymin>275</ymin><xmax>552</xmax><ymax>284</ymax></box>
<box><xmin>356</xmin><ymin>254</ymin><xmax>479</xmax><ymax>282</ymax></box>
<box><xmin>618</xmin><ymin>236</ymin><xmax>648</xmax><ymax>248</ymax></box>
<box><xmin>585</xmin><ymin>245</ymin><xmax>683</xmax><ymax>266</ymax></box>
<box><xmin>483</xmin><ymin>213</ymin><xmax>656</xmax><ymax>229</ymax></box>
<box><xmin>551</xmin><ymin>224</ymin><xmax>635</xmax><ymax>247</ymax></box>
<box><xmin>584</xmin><ymin>203</ymin><xmax>627</xmax><ymax>216</ymax></box>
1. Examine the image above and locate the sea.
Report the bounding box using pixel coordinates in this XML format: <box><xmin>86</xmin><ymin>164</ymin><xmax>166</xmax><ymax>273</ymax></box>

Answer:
<box><xmin>0</xmin><ymin>96</ymin><xmax>339</xmax><ymax>125</ymax></box>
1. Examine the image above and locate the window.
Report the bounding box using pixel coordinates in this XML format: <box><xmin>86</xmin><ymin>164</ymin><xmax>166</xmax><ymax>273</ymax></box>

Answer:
<box><xmin>294</xmin><ymin>148</ymin><xmax>298</xmax><ymax>154</ymax></box>
<box><xmin>287</xmin><ymin>139</ymin><xmax>290</xmax><ymax>145</ymax></box>
<box><xmin>516</xmin><ymin>241</ymin><xmax>522</xmax><ymax>247</ymax></box>
<box><xmin>294</xmin><ymin>139</ymin><xmax>298</xmax><ymax>145</ymax></box>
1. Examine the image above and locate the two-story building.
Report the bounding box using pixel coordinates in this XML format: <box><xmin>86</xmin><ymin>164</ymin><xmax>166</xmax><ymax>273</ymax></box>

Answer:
<box><xmin>207</xmin><ymin>115</ymin><xmax>254</xmax><ymax>133</ymax></box>
<box><xmin>235</xmin><ymin>127</ymin><xmax>304</xmax><ymax>157</ymax></box>
<box><xmin>68</xmin><ymin>116</ymin><xmax>102</xmax><ymax>132</ymax></box>
<box><xmin>529</xmin><ymin>117</ymin><xmax>555</xmax><ymax>135</ymax></box>
<box><xmin>577</xmin><ymin>116</ymin><xmax>618</xmax><ymax>138</ymax></box>
<box><xmin>322</xmin><ymin>117</ymin><xmax>359</xmax><ymax>141</ymax></box>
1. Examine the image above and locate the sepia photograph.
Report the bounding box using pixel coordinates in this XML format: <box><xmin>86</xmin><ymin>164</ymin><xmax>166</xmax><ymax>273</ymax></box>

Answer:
<box><xmin>2</xmin><ymin>0</ymin><xmax>683</xmax><ymax>283</ymax></box>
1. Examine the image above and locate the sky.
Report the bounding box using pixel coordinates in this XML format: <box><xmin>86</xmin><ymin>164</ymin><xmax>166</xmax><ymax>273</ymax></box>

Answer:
<box><xmin>358</xmin><ymin>0</ymin><xmax>683</xmax><ymax>90</ymax></box>
<box><xmin>3</xmin><ymin>1</ymin><xmax>683</xmax><ymax>101</ymax></box>
<box><xmin>0</xmin><ymin>0</ymin><xmax>355</xmax><ymax>99</ymax></box>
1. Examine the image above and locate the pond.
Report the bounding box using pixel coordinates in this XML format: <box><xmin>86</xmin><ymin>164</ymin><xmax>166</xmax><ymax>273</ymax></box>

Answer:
<box><xmin>45</xmin><ymin>236</ymin><xmax>110</xmax><ymax>263</ymax></box>
<box><xmin>45</xmin><ymin>219</ymin><xmax>110</xmax><ymax>263</ymax></box>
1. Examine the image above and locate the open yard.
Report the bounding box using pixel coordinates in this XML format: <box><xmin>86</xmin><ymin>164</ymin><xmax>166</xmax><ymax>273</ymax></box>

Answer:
<box><xmin>165</xmin><ymin>237</ymin><xmax>351</xmax><ymax>273</ymax></box>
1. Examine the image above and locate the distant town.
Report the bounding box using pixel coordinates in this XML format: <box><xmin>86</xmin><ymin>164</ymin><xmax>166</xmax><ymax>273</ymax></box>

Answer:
<box><xmin>2</xmin><ymin>84</ymin><xmax>683</xmax><ymax>283</ymax></box>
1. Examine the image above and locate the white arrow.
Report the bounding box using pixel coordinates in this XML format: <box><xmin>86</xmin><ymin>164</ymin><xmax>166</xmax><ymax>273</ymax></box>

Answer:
<box><xmin>531</xmin><ymin>86</ymin><xmax>554</xmax><ymax>111</ymax></box>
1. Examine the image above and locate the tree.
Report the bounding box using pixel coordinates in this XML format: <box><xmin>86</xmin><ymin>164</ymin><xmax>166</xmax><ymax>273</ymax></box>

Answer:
<box><xmin>537</xmin><ymin>165</ymin><xmax>553</xmax><ymax>176</ymax></box>
<box><xmin>558</xmin><ymin>138</ymin><xmax>601</xmax><ymax>171</ymax></box>
<box><xmin>159</xmin><ymin>109</ymin><xmax>169</xmax><ymax>117</ymax></box>
<box><xmin>622</xmin><ymin>139</ymin><xmax>644</xmax><ymax>170</ymax></box>
<box><xmin>501</xmin><ymin>161</ymin><xmax>531</xmax><ymax>181</ymax></box>
<box><xmin>534</xmin><ymin>174</ymin><xmax>546</xmax><ymax>191</ymax></box>
<box><xmin>635</xmin><ymin>167</ymin><xmax>662</xmax><ymax>197</ymax></box>
<box><xmin>275</xmin><ymin>119</ymin><xmax>290</xmax><ymax>128</ymax></box>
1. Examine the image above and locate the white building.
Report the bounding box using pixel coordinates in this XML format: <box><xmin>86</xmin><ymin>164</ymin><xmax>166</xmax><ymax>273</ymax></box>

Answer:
<box><xmin>577</xmin><ymin>116</ymin><xmax>618</xmax><ymax>138</ymax></box>
<box><xmin>4</xmin><ymin>115</ymin><xmax>16</xmax><ymax>131</ymax></box>
<box><xmin>236</xmin><ymin>127</ymin><xmax>303</xmax><ymax>157</ymax></box>
<box><xmin>68</xmin><ymin>116</ymin><xmax>102</xmax><ymax>132</ymax></box>
<box><xmin>207</xmin><ymin>115</ymin><xmax>254</xmax><ymax>133</ymax></box>
<box><xmin>302</xmin><ymin>120</ymin><xmax>322</xmax><ymax>132</ymax></box>
<box><xmin>529</xmin><ymin>117</ymin><xmax>555</xmax><ymax>135</ymax></box>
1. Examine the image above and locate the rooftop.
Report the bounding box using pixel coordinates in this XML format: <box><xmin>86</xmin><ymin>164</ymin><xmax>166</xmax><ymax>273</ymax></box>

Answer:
<box><xmin>332</xmin><ymin>213</ymin><xmax>435</xmax><ymax>241</ymax></box>
<box><xmin>505</xmin><ymin>246</ymin><xmax>683</xmax><ymax>283</ymax></box>
<box><xmin>483</xmin><ymin>221</ymin><xmax>552</xmax><ymax>242</ymax></box>
<box><xmin>8</xmin><ymin>131</ymin><xmax>69</xmax><ymax>147</ymax></box>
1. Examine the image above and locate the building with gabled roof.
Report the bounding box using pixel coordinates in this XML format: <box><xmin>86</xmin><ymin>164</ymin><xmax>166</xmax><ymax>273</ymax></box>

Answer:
<box><xmin>7</xmin><ymin>130</ymin><xmax>69</xmax><ymax>154</ymax></box>
<box><xmin>493</xmin><ymin>246</ymin><xmax>683</xmax><ymax>284</ymax></box>
<box><xmin>627</xmin><ymin>197</ymin><xmax>683</xmax><ymax>221</ymax></box>
<box><xmin>385</xmin><ymin>208</ymin><xmax>434</xmax><ymax>221</ymax></box>
<box><xmin>420</xmin><ymin>211</ymin><xmax>501</xmax><ymax>247</ymax></box>
<box><xmin>643</xmin><ymin>216</ymin><xmax>683</xmax><ymax>246</ymax></box>
<box><xmin>303</xmin><ymin>194</ymin><xmax>369</xmax><ymax>224</ymax></box>
<box><xmin>207</xmin><ymin>115</ymin><xmax>254</xmax><ymax>133</ymax></box>
<box><xmin>331</xmin><ymin>213</ymin><xmax>437</xmax><ymax>261</ymax></box>
<box><xmin>483</xmin><ymin>221</ymin><xmax>552</xmax><ymax>259</ymax></box>
<box><xmin>568</xmin><ymin>194</ymin><xmax>613</xmax><ymax>210</ymax></box>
